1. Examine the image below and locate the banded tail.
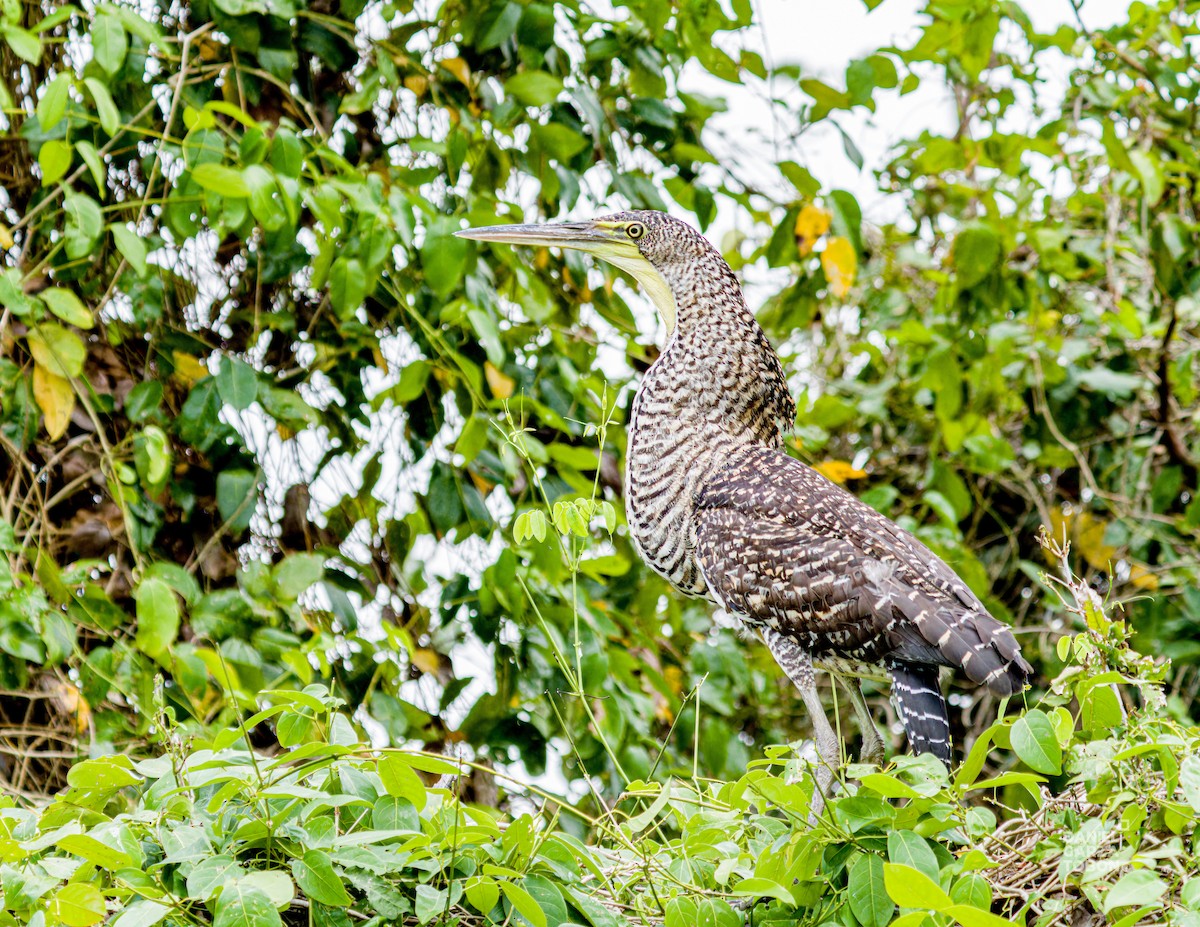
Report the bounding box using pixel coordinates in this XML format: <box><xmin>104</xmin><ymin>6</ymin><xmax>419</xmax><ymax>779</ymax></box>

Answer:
<box><xmin>889</xmin><ymin>662</ymin><xmax>951</xmax><ymax>766</ymax></box>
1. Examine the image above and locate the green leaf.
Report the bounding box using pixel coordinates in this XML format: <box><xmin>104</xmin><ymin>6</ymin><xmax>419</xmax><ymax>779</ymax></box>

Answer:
<box><xmin>730</xmin><ymin>878</ymin><xmax>795</xmax><ymax>906</ymax></box>
<box><xmin>77</xmin><ymin>140</ymin><xmax>105</xmax><ymax>188</ymax></box>
<box><xmin>84</xmin><ymin>76</ymin><xmax>121</xmax><ymax>134</ymax></box>
<box><xmin>3</xmin><ymin>24</ymin><xmax>43</xmax><ymax>63</ymax></box>
<box><xmin>466</xmin><ymin>879</ymin><xmax>500</xmax><ymax>917</ymax></box>
<box><xmin>92</xmin><ymin>14</ymin><xmax>128</xmax><ymax>75</ymax></box>
<box><xmin>372</xmin><ymin>795</ymin><xmax>420</xmax><ymax>831</ymax></box>
<box><xmin>328</xmin><ymin>256</ymin><xmax>366</xmax><ymax>317</ymax></box>
<box><xmin>1011</xmin><ymin>709</ymin><xmax>1062</xmax><ymax>775</ymax></box>
<box><xmin>415</xmin><ymin>884</ymin><xmax>447</xmax><ymax>925</ymax></box>
<box><xmin>1129</xmin><ymin>149</ymin><xmax>1164</xmax><ymax>205</ymax></box>
<box><xmin>213</xmin><ymin>884</ymin><xmax>282</xmax><ymax>927</ymax></box>
<box><xmin>125</xmin><ymin>380</ymin><xmax>162</xmax><ymax>421</ymax></box>
<box><xmin>421</xmin><ymin>218</ymin><xmax>468</xmax><ymax>299</ymax></box>
<box><xmin>949</xmin><ymin>874</ymin><xmax>991</xmax><ymax>910</ymax></box>
<box><xmin>946</xmin><ymin>904</ymin><xmax>1013</xmax><ymax>927</ymax></box>
<box><xmin>39</xmin><ymin>139</ymin><xmax>73</xmax><ymax>186</ymax></box>
<box><xmin>28</xmin><ymin>323</ymin><xmax>86</xmax><ymax>377</ymax></box>
<box><xmin>1102</xmin><ymin>871</ymin><xmax>1167</xmax><ymax>914</ymax></box>
<box><xmin>66</xmin><ymin>756</ymin><xmax>140</xmax><ymax>790</ymax></box>
<box><xmin>110</xmin><ymin>900</ymin><xmax>172</xmax><ymax>927</ymax></box>
<box><xmin>243</xmin><ymin>164</ymin><xmax>286</xmax><ymax>231</ymax></box>
<box><xmin>273</xmin><ymin>552</ymin><xmax>325</xmax><ymax>599</ymax></box>
<box><xmin>240</xmin><ymin>872</ymin><xmax>296</xmax><ymax>910</ymax></box>
<box><xmin>828</xmin><ymin>189</ymin><xmax>863</xmax><ymax>254</ymax></box>
<box><xmin>41</xmin><ymin>288</ymin><xmax>93</xmax><ymax>328</ymax></box>
<box><xmin>135</xmin><ymin>577</ymin><xmax>180</xmax><ymax>657</ymax></box>
<box><xmin>953</xmin><ymin>223</ymin><xmax>1001</xmax><ymax>288</ymax></box>
<box><xmin>217</xmin><ymin>356</ymin><xmax>258</xmax><ymax>410</ymax></box>
<box><xmin>192</xmin><ymin>162</ymin><xmax>250</xmax><ymax>197</ymax></box>
<box><xmin>883</xmin><ymin>862</ymin><xmax>952</xmax><ymax>911</ymax></box>
<box><xmin>887</xmin><ymin>831</ymin><xmax>940</xmax><ymax>881</ymax></box>
<box><xmin>378</xmin><ymin>755</ymin><xmax>427</xmax><ymax>807</ymax></box>
<box><xmin>216</xmin><ymin>469</ymin><xmax>258</xmax><ymax>533</ymax></box>
<box><xmin>505</xmin><ymin>70</ymin><xmax>564</xmax><ymax>106</ymax></box>
<box><xmin>1179</xmin><ymin>755</ymin><xmax>1200</xmax><ymax>812</ymax></box>
<box><xmin>1057</xmin><ymin>818</ymin><xmax>1110</xmax><ymax>881</ymax></box>
<box><xmin>136</xmin><ymin>425</ymin><xmax>172</xmax><ymax>487</ymax></box>
<box><xmin>37</xmin><ymin>72</ymin><xmax>71</xmax><ymax>131</ymax></box>
<box><xmin>57</xmin><ymin>834</ymin><xmax>133</xmax><ymax>869</ymax></box>
<box><xmin>523</xmin><ymin>877</ymin><xmax>569</xmax><ymax>927</ymax></box>
<box><xmin>500</xmin><ymin>881</ymin><xmax>546</xmax><ymax>927</ymax></box>
<box><xmin>187</xmin><ymin>856</ymin><xmax>243</xmax><ymax>900</ymax></box>
<box><xmin>50</xmin><ymin>883</ymin><xmax>106</xmax><ymax>927</ymax></box>
<box><xmin>65</xmin><ymin>193</ymin><xmax>104</xmax><ymax>256</ymax></box>
<box><xmin>1075</xmin><ymin>367</ymin><xmax>1144</xmax><ymax>398</ymax></box>
<box><xmin>110</xmin><ymin>223</ymin><xmax>149</xmax><ymax>277</ymax></box>
<box><xmin>292</xmin><ymin>850</ymin><xmax>352</xmax><ymax>907</ymax></box>
<box><xmin>849</xmin><ymin>854</ymin><xmax>894</xmax><ymax>927</ymax></box>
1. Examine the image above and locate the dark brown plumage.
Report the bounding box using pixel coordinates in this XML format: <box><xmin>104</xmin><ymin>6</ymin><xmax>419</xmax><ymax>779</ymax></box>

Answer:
<box><xmin>614</xmin><ymin>210</ymin><xmax>1031</xmax><ymax>774</ymax></box>
<box><xmin>457</xmin><ymin>209</ymin><xmax>1032</xmax><ymax>800</ymax></box>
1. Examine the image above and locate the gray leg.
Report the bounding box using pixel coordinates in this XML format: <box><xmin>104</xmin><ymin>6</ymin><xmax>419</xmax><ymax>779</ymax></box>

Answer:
<box><xmin>762</xmin><ymin>630</ymin><xmax>842</xmax><ymax>818</ymax></box>
<box><xmin>838</xmin><ymin>678</ymin><xmax>886</xmax><ymax>765</ymax></box>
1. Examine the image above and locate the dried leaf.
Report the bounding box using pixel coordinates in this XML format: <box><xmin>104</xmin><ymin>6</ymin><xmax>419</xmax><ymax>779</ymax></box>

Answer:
<box><xmin>485</xmin><ymin>361</ymin><xmax>515</xmax><ymax>399</ymax></box>
<box><xmin>411</xmin><ymin>649</ymin><xmax>441</xmax><ymax>674</ymax></box>
<box><xmin>439</xmin><ymin>57</ymin><xmax>471</xmax><ymax>85</ymax></box>
<box><xmin>795</xmin><ymin>204</ymin><xmax>831</xmax><ymax>256</ymax></box>
<box><xmin>33</xmin><ymin>362</ymin><xmax>75</xmax><ymax>439</ymax></box>
<box><xmin>172</xmin><ymin>351</ymin><xmax>209</xmax><ymax>384</ymax></box>
<box><xmin>815</xmin><ymin>460</ymin><xmax>866</xmax><ymax>484</ymax></box>
<box><xmin>821</xmin><ymin>236</ymin><xmax>857</xmax><ymax>298</ymax></box>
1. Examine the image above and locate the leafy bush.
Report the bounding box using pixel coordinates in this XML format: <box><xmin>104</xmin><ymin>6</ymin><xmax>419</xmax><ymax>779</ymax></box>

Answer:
<box><xmin>3</xmin><ymin>0</ymin><xmax>1200</xmax><ymax>922</ymax></box>
<box><xmin>3</xmin><ymin>547</ymin><xmax>1197</xmax><ymax>927</ymax></box>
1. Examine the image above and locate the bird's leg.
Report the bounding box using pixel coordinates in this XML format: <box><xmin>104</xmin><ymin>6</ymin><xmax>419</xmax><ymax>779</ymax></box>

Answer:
<box><xmin>762</xmin><ymin>630</ymin><xmax>842</xmax><ymax>819</ymax></box>
<box><xmin>838</xmin><ymin>678</ymin><xmax>886</xmax><ymax>765</ymax></box>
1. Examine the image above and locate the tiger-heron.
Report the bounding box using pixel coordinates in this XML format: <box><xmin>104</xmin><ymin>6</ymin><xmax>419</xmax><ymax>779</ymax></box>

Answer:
<box><xmin>457</xmin><ymin>210</ymin><xmax>1031</xmax><ymax>809</ymax></box>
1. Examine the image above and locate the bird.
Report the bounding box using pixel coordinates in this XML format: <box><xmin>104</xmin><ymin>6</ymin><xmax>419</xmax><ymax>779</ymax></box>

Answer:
<box><xmin>456</xmin><ymin>210</ymin><xmax>1032</xmax><ymax>808</ymax></box>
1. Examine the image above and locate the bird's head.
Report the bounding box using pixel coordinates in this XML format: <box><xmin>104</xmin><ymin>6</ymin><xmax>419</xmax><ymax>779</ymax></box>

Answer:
<box><xmin>456</xmin><ymin>210</ymin><xmax>713</xmax><ymax>335</ymax></box>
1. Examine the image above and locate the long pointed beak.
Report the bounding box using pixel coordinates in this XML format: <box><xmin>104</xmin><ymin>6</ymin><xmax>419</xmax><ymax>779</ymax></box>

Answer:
<box><xmin>454</xmin><ymin>221</ymin><xmax>617</xmax><ymax>252</ymax></box>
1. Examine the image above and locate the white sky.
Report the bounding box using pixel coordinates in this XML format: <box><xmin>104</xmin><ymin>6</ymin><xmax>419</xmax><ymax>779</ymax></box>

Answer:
<box><xmin>743</xmin><ymin>0</ymin><xmax>1130</xmax><ymax>216</ymax></box>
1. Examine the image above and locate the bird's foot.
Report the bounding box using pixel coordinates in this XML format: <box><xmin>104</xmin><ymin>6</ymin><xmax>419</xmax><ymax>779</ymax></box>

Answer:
<box><xmin>858</xmin><ymin>737</ymin><xmax>886</xmax><ymax>766</ymax></box>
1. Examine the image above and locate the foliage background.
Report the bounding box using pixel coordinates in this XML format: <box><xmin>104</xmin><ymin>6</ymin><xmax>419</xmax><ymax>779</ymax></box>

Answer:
<box><xmin>1</xmin><ymin>0</ymin><xmax>1200</xmax><ymax>923</ymax></box>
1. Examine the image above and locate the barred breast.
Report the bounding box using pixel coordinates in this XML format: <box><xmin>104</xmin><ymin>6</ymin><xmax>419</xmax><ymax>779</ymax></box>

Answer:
<box><xmin>625</xmin><ymin>270</ymin><xmax>795</xmax><ymax>597</ymax></box>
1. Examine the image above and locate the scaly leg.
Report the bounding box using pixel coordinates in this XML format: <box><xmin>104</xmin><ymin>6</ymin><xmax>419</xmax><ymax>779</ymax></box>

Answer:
<box><xmin>762</xmin><ymin>629</ymin><xmax>841</xmax><ymax>818</ymax></box>
<box><xmin>838</xmin><ymin>677</ymin><xmax>886</xmax><ymax>765</ymax></box>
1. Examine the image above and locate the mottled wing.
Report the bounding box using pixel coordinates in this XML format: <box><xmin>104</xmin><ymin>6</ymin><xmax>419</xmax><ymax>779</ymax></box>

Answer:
<box><xmin>694</xmin><ymin>445</ymin><xmax>1031</xmax><ymax>695</ymax></box>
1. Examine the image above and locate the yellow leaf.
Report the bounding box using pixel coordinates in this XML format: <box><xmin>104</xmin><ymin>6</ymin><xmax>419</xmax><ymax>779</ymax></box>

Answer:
<box><xmin>404</xmin><ymin>75</ymin><xmax>428</xmax><ymax>97</ymax></box>
<box><xmin>411</xmin><ymin>649</ymin><xmax>440</xmax><ymax>674</ymax></box>
<box><xmin>821</xmin><ymin>236</ymin><xmax>856</xmax><ymax>298</ymax></box>
<box><xmin>439</xmin><ymin>56</ymin><xmax>471</xmax><ymax>85</ymax></box>
<box><xmin>0</xmin><ymin>223</ymin><xmax>13</xmax><ymax>249</ymax></box>
<box><xmin>1129</xmin><ymin>564</ymin><xmax>1159</xmax><ymax>591</ymax></box>
<box><xmin>48</xmin><ymin>680</ymin><xmax>92</xmax><ymax>734</ymax></box>
<box><xmin>815</xmin><ymin>460</ymin><xmax>866</xmax><ymax>484</ymax></box>
<box><xmin>485</xmin><ymin>361</ymin><xmax>515</xmax><ymax>399</ymax></box>
<box><xmin>172</xmin><ymin>351</ymin><xmax>209</xmax><ymax>384</ymax></box>
<box><xmin>33</xmin><ymin>363</ymin><xmax>74</xmax><ymax>439</ymax></box>
<box><xmin>1048</xmin><ymin>506</ymin><xmax>1159</xmax><ymax>591</ymax></box>
<box><xmin>794</xmin><ymin>204</ymin><xmax>831</xmax><ymax>257</ymax></box>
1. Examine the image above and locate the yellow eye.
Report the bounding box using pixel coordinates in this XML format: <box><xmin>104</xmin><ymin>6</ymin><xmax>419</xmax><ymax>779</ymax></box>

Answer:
<box><xmin>627</xmin><ymin>222</ymin><xmax>645</xmax><ymax>240</ymax></box>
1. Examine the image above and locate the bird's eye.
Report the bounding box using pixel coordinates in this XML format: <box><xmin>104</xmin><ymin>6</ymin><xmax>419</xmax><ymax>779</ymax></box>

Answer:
<box><xmin>627</xmin><ymin>222</ymin><xmax>645</xmax><ymax>240</ymax></box>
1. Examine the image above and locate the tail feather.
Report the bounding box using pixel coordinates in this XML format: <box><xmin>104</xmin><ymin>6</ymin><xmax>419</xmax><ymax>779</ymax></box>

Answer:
<box><xmin>884</xmin><ymin>579</ymin><xmax>1032</xmax><ymax>698</ymax></box>
<box><xmin>889</xmin><ymin>662</ymin><xmax>951</xmax><ymax>766</ymax></box>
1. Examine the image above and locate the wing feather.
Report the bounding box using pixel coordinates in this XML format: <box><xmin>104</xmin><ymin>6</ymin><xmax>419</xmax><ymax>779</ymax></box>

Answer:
<box><xmin>694</xmin><ymin>445</ymin><xmax>1032</xmax><ymax>694</ymax></box>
